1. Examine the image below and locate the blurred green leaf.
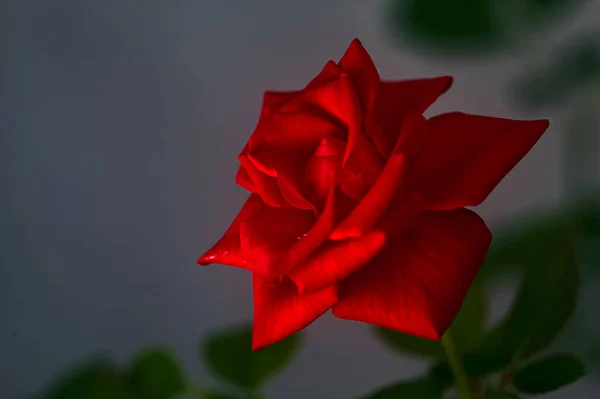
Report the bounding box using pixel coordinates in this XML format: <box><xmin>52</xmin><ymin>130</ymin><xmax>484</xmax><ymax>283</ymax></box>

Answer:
<box><xmin>513</xmin><ymin>36</ymin><xmax>600</xmax><ymax>109</ymax></box>
<box><xmin>479</xmin><ymin>208</ymin><xmax>574</xmax><ymax>279</ymax></box>
<box><xmin>388</xmin><ymin>0</ymin><xmax>502</xmax><ymax>54</ymax></box>
<box><xmin>521</xmin><ymin>0</ymin><xmax>587</xmax><ymax>22</ymax></box>
<box><xmin>501</xmin><ymin>235</ymin><xmax>579</xmax><ymax>358</ymax></box>
<box><xmin>38</xmin><ymin>359</ymin><xmax>133</xmax><ymax>399</ymax></box>
<box><xmin>361</xmin><ymin>378</ymin><xmax>442</xmax><ymax>399</ymax></box>
<box><xmin>202</xmin><ymin>323</ymin><xmax>301</xmax><ymax>390</ymax></box>
<box><xmin>513</xmin><ymin>354</ymin><xmax>586</xmax><ymax>394</ymax></box>
<box><xmin>451</xmin><ymin>282</ymin><xmax>487</xmax><ymax>352</ymax></box>
<box><xmin>429</xmin><ymin>344</ymin><xmax>514</xmax><ymax>389</ymax></box>
<box><xmin>203</xmin><ymin>393</ymin><xmax>242</xmax><ymax>399</ymax></box>
<box><xmin>128</xmin><ymin>347</ymin><xmax>186</xmax><ymax>399</ymax></box>
<box><xmin>484</xmin><ymin>392</ymin><xmax>522</xmax><ymax>399</ymax></box>
<box><xmin>579</xmin><ymin>199</ymin><xmax>600</xmax><ymax>237</ymax></box>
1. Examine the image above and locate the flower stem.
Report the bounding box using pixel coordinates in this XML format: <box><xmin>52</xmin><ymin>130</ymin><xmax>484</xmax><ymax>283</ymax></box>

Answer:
<box><xmin>441</xmin><ymin>329</ymin><xmax>473</xmax><ymax>399</ymax></box>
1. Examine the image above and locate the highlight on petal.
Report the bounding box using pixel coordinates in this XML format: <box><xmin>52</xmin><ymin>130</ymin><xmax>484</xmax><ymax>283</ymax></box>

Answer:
<box><xmin>408</xmin><ymin>112</ymin><xmax>550</xmax><ymax>210</ymax></box>
<box><xmin>330</xmin><ymin>114</ymin><xmax>429</xmax><ymax>240</ymax></box>
<box><xmin>252</xmin><ymin>274</ymin><xmax>337</xmax><ymax>351</ymax></box>
<box><xmin>198</xmin><ymin>194</ymin><xmax>266</xmax><ymax>269</ymax></box>
<box><xmin>332</xmin><ymin>208</ymin><xmax>491</xmax><ymax>340</ymax></box>
<box><xmin>288</xmin><ymin>231</ymin><xmax>386</xmax><ymax>295</ymax></box>
<box><xmin>338</xmin><ymin>38</ymin><xmax>380</xmax><ymax>114</ymax></box>
<box><xmin>368</xmin><ymin>76</ymin><xmax>453</xmax><ymax>157</ymax></box>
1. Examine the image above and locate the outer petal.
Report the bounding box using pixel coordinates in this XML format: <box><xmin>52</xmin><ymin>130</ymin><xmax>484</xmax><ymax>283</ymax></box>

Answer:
<box><xmin>408</xmin><ymin>112</ymin><xmax>550</xmax><ymax>210</ymax></box>
<box><xmin>338</xmin><ymin>38</ymin><xmax>380</xmax><ymax>114</ymax></box>
<box><xmin>332</xmin><ymin>208</ymin><xmax>491</xmax><ymax>340</ymax></box>
<box><xmin>197</xmin><ymin>194</ymin><xmax>266</xmax><ymax>269</ymax></box>
<box><xmin>368</xmin><ymin>76</ymin><xmax>453</xmax><ymax>157</ymax></box>
<box><xmin>330</xmin><ymin>114</ymin><xmax>428</xmax><ymax>240</ymax></box>
<box><xmin>252</xmin><ymin>274</ymin><xmax>337</xmax><ymax>351</ymax></box>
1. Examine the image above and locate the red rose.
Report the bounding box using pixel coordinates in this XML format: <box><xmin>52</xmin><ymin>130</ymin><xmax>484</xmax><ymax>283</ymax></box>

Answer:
<box><xmin>198</xmin><ymin>39</ymin><xmax>549</xmax><ymax>351</ymax></box>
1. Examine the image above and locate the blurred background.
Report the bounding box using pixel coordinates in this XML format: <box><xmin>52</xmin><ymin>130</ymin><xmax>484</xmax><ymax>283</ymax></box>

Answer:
<box><xmin>1</xmin><ymin>0</ymin><xmax>599</xmax><ymax>398</ymax></box>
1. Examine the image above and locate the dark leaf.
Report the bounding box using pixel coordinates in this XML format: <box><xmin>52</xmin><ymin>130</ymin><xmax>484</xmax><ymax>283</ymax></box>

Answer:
<box><xmin>578</xmin><ymin>199</ymin><xmax>600</xmax><ymax>237</ymax></box>
<box><xmin>361</xmin><ymin>378</ymin><xmax>442</xmax><ymax>399</ymax></box>
<box><xmin>128</xmin><ymin>347</ymin><xmax>186</xmax><ymax>399</ymax></box>
<box><xmin>484</xmin><ymin>392</ymin><xmax>522</xmax><ymax>399</ymax></box>
<box><xmin>512</xmin><ymin>36</ymin><xmax>600</xmax><ymax>109</ymax></box>
<box><xmin>204</xmin><ymin>393</ymin><xmax>242</xmax><ymax>399</ymax></box>
<box><xmin>37</xmin><ymin>359</ymin><xmax>133</xmax><ymax>399</ymax></box>
<box><xmin>501</xmin><ymin>235</ymin><xmax>580</xmax><ymax>358</ymax></box>
<box><xmin>513</xmin><ymin>353</ymin><xmax>586</xmax><ymax>394</ymax></box>
<box><xmin>479</xmin><ymin>208</ymin><xmax>574</xmax><ymax>280</ymax></box>
<box><xmin>521</xmin><ymin>0</ymin><xmax>586</xmax><ymax>21</ymax></box>
<box><xmin>387</xmin><ymin>0</ymin><xmax>503</xmax><ymax>55</ymax></box>
<box><xmin>202</xmin><ymin>323</ymin><xmax>301</xmax><ymax>389</ymax></box>
<box><xmin>451</xmin><ymin>282</ymin><xmax>487</xmax><ymax>352</ymax></box>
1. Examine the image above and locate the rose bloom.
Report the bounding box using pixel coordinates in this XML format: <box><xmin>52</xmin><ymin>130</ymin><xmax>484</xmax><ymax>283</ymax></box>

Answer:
<box><xmin>198</xmin><ymin>39</ymin><xmax>549</xmax><ymax>350</ymax></box>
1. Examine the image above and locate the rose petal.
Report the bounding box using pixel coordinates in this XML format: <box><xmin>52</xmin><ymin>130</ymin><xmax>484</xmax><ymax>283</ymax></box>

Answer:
<box><xmin>238</xmin><ymin>154</ymin><xmax>289</xmax><ymax>208</ymax></box>
<box><xmin>240</xmin><ymin>206</ymin><xmax>316</xmax><ymax>277</ymax></box>
<box><xmin>305</xmin><ymin>60</ymin><xmax>342</xmax><ymax>91</ymax></box>
<box><xmin>368</xmin><ymin>76</ymin><xmax>453</xmax><ymax>157</ymax></box>
<box><xmin>338</xmin><ymin>38</ymin><xmax>380</xmax><ymax>114</ymax></box>
<box><xmin>235</xmin><ymin>165</ymin><xmax>254</xmax><ymax>192</ymax></box>
<box><xmin>305</xmin><ymin>136</ymin><xmax>345</xmax><ymax>207</ymax></box>
<box><xmin>252</xmin><ymin>274</ymin><xmax>337</xmax><ymax>351</ymax></box>
<box><xmin>288</xmin><ymin>231</ymin><xmax>386</xmax><ymax>295</ymax></box>
<box><xmin>332</xmin><ymin>208</ymin><xmax>491</xmax><ymax>340</ymax></box>
<box><xmin>261</xmin><ymin>91</ymin><xmax>301</xmax><ymax>117</ymax></box>
<box><xmin>409</xmin><ymin>112</ymin><xmax>550</xmax><ymax>210</ymax></box>
<box><xmin>247</xmin><ymin>150</ymin><xmax>314</xmax><ymax>210</ymax></box>
<box><xmin>197</xmin><ymin>194</ymin><xmax>266</xmax><ymax>269</ymax></box>
<box><xmin>289</xmin><ymin>191</ymin><xmax>423</xmax><ymax>294</ymax></box>
<box><xmin>239</xmin><ymin>186</ymin><xmax>338</xmax><ymax>278</ymax></box>
<box><xmin>330</xmin><ymin>114</ymin><xmax>428</xmax><ymax>240</ymax></box>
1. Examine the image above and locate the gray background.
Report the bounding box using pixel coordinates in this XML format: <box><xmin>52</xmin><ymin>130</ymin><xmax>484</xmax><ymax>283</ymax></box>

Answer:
<box><xmin>1</xmin><ymin>1</ymin><xmax>599</xmax><ymax>398</ymax></box>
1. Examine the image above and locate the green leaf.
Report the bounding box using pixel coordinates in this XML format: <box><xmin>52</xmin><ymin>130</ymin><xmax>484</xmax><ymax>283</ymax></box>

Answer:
<box><xmin>37</xmin><ymin>359</ymin><xmax>133</xmax><ymax>399</ymax></box>
<box><xmin>521</xmin><ymin>0</ymin><xmax>585</xmax><ymax>21</ymax></box>
<box><xmin>128</xmin><ymin>347</ymin><xmax>186</xmax><ymax>399</ymax></box>
<box><xmin>361</xmin><ymin>378</ymin><xmax>442</xmax><ymax>399</ymax></box>
<box><xmin>484</xmin><ymin>393</ymin><xmax>522</xmax><ymax>399</ymax></box>
<box><xmin>202</xmin><ymin>323</ymin><xmax>301</xmax><ymax>389</ymax></box>
<box><xmin>388</xmin><ymin>0</ymin><xmax>503</xmax><ymax>55</ymax></box>
<box><xmin>513</xmin><ymin>354</ymin><xmax>586</xmax><ymax>394</ymax></box>
<box><xmin>479</xmin><ymin>208</ymin><xmax>573</xmax><ymax>280</ymax></box>
<box><xmin>500</xmin><ymin>235</ymin><xmax>580</xmax><ymax>358</ymax></box>
<box><xmin>578</xmin><ymin>199</ymin><xmax>600</xmax><ymax>237</ymax></box>
<box><xmin>451</xmin><ymin>282</ymin><xmax>487</xmax><ymax>352</ymax></box>
<box><xmin>204</xmin><ymin>393</ymin><xmax>242</xmax><ymax>399</ymax></box>
<box><xmin>512</xmin><ymin>36</ymin><xmax>600</xmax><ymax>109</ymax></box>
<box><xmin>429</xmin><ymin>342</ymin><xmax>514</xmax><ymax>389</ymax></box>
